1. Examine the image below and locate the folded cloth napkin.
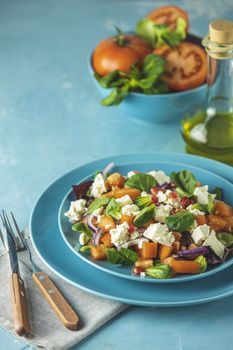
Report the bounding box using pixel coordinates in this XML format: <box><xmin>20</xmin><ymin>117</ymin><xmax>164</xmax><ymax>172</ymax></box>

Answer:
<box><xmin>0</xmin><ymin>232</ymin><xmax>128</xmax><ymax>350</ymax></box>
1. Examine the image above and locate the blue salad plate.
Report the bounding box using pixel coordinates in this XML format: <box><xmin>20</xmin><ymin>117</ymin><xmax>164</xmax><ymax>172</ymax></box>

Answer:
<box><xmin>58</xmin><ymin>161</ymin><xmax>233</xmax><ymax>283</ymax></box>
<box><xmin>30</xmin><ymin>153</ymin><xmax>233</xmax><ymax>307</ymax></box>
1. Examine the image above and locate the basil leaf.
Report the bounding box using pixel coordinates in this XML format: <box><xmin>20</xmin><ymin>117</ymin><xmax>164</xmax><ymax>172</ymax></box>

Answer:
<box><xmin>94</xmin><ymin>70</ymin><xmax>120</xmax><ymax>88</ymax></box>
<box><xmin>145</xmin><ymin>262</ymin><xmax>172</xmax><ymax>279</ymax></box>
<box><xmin>130</xmin><ymin>64</ymin><xmax>141</xmax><ymax>80</ymax></box>
<box><xmin>143</xmin><ymin>81</ymin><xmax>169</xmax><ymax>94</ymax></box>
<box><xmin>86</xmin><ymin>197</ymin><xmax>110</xmax><ymax>214</ymax></box>
<box><xmin>134</xmin><ymin>204</ymin><xmax>155</xmax><ymax>227</ymax></box>
<box><xmin>106</xmin><ymin>247</ymin><xmax>138</xmax><ymax>265</ymax></box>
<box><xmin>136</xmin><ymin>17</ymin><xmax>187</xmax><ymax>48</ymax></box>
<box><xmin>172</xmin><ymin>170</ymin><xmax>197</xmax><ymax>197</ymax></box>
<box><xmin>194</xmin><ymin>255</ymin><xmax>207</xmax><ymax>273</ymax></box>
<box><xmin>165</xmin><ymin>211</ymin><xmax>195</xmax><ymax>232</ymax></box>
<box><xmin>212</xmin><ymin>187</ymin><xmax>223</xmax><ymax>201</ymax></box>
<box><xmin>106</xmin><ymin>198</ymin><xmax>122</xmax><ymax>220</ymax></box>
<box><xmin>140</xmin><ymin>54</ymin><xmax>166</xmax><ymax>88</ymax></box>
<box><xmin>162</xmin><ymin>18</ymin><xmax>187</xmax><ymax>47</ymax></box>
<box><xmin>135</xmin><ymin>195</ymin><xmax>152</xmax><ymax>209</ymax></box>
<box><xmin>101</xmin><ymin>87</ymin><xmax>130</xmax><ymax>106</ymax></box>
<box><xmin>217</xmin><ymin>232</ymin><xmax>233</xmax><ymax>248</ymax></box>
<box><xmin>125</xmin><ymin>173</ymin><xmax>156</xmax><ymax>192</ymax></box>
<box><xmin>72</xmin><ymin>222</ymin><xmax>92</xmax><ymax>238</ymax></box>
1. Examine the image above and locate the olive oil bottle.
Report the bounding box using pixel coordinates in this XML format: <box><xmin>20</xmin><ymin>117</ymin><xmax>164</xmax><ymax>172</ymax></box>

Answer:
<box><xmin>181</xmin><ymin>19</ymin><xmax>233</xmax><ymax>165</ymax></box>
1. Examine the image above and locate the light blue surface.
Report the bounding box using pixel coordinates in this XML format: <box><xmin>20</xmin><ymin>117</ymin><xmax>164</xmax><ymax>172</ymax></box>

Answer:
<box><xmin>0</xmin><ymin>0</ymin><xmax>233</xmax><ymax>349</ymax></box>
<box><xmin>30</xmin><ymin>154</ymin><xmax>233</xmax><ymax>306</ymax></box>
<box><xmin>58</xmin><ymin>159</ymin><xmax>233</xmax><ymax>283</ymax></box>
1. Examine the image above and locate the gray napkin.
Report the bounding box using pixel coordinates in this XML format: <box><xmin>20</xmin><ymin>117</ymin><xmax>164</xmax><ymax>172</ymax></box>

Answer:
<box><xmin>0</xmin><ymin>236</ymin><xmax>128</xmax><ymax>350</ymax></box>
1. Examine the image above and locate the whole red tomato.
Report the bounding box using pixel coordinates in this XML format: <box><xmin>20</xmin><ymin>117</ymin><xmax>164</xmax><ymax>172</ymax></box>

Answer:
<box><xmin>92</xmin><ymin>32</ymin><xmax>152</xmax><ymax>76</ymax></box>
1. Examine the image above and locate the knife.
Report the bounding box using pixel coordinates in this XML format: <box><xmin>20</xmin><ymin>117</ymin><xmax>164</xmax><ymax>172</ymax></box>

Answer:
<box><xmin>5</xmin><ymin>228</ymin><xmax>32</xmax><ymax>336</ymax></box>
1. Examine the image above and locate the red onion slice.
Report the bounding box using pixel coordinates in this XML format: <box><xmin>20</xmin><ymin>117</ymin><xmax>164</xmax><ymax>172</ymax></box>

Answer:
<box><xmin>174</xmin><ymin>246</ymin><xmax>209</xmax><ymax>257</ymax></box>
<box><xmin>93</xmin><ymin>231</ymin><xmax>101</xmax><ymax>246</ymax></box>
<box><xmin>102</xmin><ymin>162</ymin><xmax>115</xmax><ymax>178</ymax></box>
<box><xmin>119</xmin><ymin>238</ymin><xmax>149</xmax><ymax>249</ymax></box>
<box><xmin>84</xmin><ymin>213</ymin><xmax>98</xmax><ymax>233</ymax></box>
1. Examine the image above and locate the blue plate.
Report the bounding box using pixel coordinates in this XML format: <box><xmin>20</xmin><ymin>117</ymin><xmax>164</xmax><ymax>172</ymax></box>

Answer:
<box><xmin>58</xmin><ymin>161</ymin><xmax>233</xmax><ymax>283</ymax></box>
<box><xmin>30</xmin><ymin>153</ymin><xmax>233</xmax><ymax>306</ymax></box>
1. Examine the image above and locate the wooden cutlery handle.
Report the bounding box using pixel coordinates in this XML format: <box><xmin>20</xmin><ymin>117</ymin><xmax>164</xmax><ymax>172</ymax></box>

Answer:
<box><xmin>32</xmin><ymin>271</ymin><xmax>79</xmax><ymax>330</ymax></box>
<box><xmin>10</xmin><ymin>273</ymin><xmax>32</xmax><ymax>336</ymax></box>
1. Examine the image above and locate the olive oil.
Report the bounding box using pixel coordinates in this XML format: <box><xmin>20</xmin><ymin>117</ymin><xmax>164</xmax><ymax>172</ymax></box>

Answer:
<box><xmin>181</xmin><ymin>19</ymin><xmax>233</xmax><ymax>166</ymax></box>
<box><xmin>182</xmin><ymin>111</ymin><xmax>233</xmax><ymax>165</ymax></box>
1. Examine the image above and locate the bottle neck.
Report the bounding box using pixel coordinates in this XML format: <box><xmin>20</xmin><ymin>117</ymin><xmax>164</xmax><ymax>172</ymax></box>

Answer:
<box><xmin>203</xmin><ymin>36</ymin><xmax>233</xmax><ymax>114</ymax></box>
<box><xmin>206</xmin><ymin>55</ymin><xmax>233</xmax><ymax>114</ymax></box>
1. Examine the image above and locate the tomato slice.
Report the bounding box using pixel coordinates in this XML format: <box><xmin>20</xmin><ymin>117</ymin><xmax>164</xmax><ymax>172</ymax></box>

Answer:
<box><xmin>153</xmin><ymin>42</ymin><xmax>207</xmax><ymax>91</ymax></box>
<box><xmin>147</xmin><ymin>5</ymin><xmax>189</xmax><ymax>32</ymax></box>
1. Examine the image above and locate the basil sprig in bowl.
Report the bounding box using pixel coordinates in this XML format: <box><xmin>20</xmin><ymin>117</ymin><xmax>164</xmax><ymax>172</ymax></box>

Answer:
<box><xmin>88</xmin><ymin>33</ymin><xmax>206</xmax><ymax>123</ymax></box>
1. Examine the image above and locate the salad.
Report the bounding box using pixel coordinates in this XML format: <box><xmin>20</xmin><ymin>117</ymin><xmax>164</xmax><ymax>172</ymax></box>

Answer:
<box><xmin>92</xmin><ymin>5</ymin><xmax>207</xmax><ymax>106</ymax></box>
<box><xmin>64</xmin><ymin>164</ymin><xmax>233</xmax><ymax>279</ymax></box>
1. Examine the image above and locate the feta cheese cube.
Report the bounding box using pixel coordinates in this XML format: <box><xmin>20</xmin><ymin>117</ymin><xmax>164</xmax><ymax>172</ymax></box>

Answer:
<box><xmin>148</xmin><ymin>170</ymin><xmax>170</xmax><ymax>185</ymax></box>
<box><xmin>110</xmin><ymin>222</ymin><xmax>130</xmax><ymax>246</ymax></box>
<box><xmin>203</xmin><ymin>230</ymin><xmax>225</xmax><ymax>258</ymax></box>
<box><xmin>154</xmin><ymin>204</ymin><xmax>173</xmax><ymax>223</ymax></box>
<box><xmin>90</xmin><ymin>173</ymin><xmax>107</xmax><ymax>198</ymax></box>
<box><xmin>186</xmin><ymin>204</ymin><xmax>205</xmax><ymax>216</ymax></box>
<box><xmin>191</xmin><ymin>224</ymin><xmax>211</xmax><ymax>244</ymax></box>
<box><xmin>141</xmin><ymin>191</ymin><xmax>150</xmax><ymax>197</ymax></box>
<box><xmin>194</xmin><ymin>185</ymin><xmax>209</xmax><ymax>205</ymax></box>
<box><xmin>122</xmin><ymin>204</ymin><xmax>140</xmax><ymax>217</ymax></box>
<box><xmin>116</xmin><ymin>195</ymin><xmax>133</xmax><ymax>207</ymax></box>
<box><xmin>130</xmin><ymin>231</ymin><xmax>140</xmax><ymax>240</ymax></box>
<box><xmin>143</xmin><ymin>223</ymin><xmax>175</xmax><ymax>246</ymax></box>
<box><xmin>64</xmin><ymin>199</ymin><xmax>87</xmax><ymax>222</ymax></box>
<box><xmin>157</xmin><ymin>191</ymin><xmax>167</xmax><ymax>203</ymax></box>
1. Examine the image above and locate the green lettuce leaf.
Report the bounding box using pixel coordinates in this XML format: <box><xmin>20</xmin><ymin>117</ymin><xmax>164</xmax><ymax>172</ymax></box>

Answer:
<box><xmin>194</xmin><ymin>255</ymin><xmax>207</xmax><ymax>273</ymax></box>
<box><xmin>106</xmin><ymin>198</ymin><xmax>122</xmax><ymax>220</ymax></box>
<box><xmin>145</xmin><ymin>262</ymin><xmax>172</xmax><ymax>279</ymax></box>
<box><xmin>86</xmin><ymin>197</ymin><xmax>110</xmax><ymax>214</ymax></box>
<box><xmin>72</xmin><ymin>222</ymin><xmax>92</xmax><ymax>238</ymax></box>
<box><xmin>217</xmin><ymin>232</ymin><xmax>233</xmax><ymax>248</ymax></box>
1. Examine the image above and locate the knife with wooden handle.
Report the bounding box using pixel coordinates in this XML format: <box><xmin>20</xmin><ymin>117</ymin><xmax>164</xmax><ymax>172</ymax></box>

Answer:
<box><xmin>32</xmin><ymin>271</ymin><xmax>79</xmax><ymax>330</ymax></box>
<box><xmin>10</xmin><ymin>273</ymin><xmax>32</xmax><ymax>336</ymax></box>
<box><xmin>9</xmin><ymin>212</ymin><xmax>79</xmax><ymax>331</ymax></box>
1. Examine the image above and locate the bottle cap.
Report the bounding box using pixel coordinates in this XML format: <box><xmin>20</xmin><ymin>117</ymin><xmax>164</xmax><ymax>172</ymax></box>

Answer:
<box><xmin>209</xmin><ymin>19</ymin><xmax>233</xmax><ymax>45</ymax></box>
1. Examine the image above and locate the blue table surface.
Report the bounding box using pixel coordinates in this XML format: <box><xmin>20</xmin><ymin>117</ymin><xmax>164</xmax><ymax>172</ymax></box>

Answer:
<box><xmin>1</xmin><ymin>0</ymin><xmax>233</xmax><ymax>349</ymax></box>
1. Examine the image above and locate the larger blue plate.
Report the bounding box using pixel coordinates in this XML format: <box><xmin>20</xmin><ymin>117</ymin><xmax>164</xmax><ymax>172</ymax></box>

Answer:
<box><xmin>58</xmin><ymin>161</ymin><xmax>233</xmax><ymax>283</ymax></box>
<box><xmin>30</xmin><ymin>153</ymin><xmax>233</xmax><ymax>306</ymax></box>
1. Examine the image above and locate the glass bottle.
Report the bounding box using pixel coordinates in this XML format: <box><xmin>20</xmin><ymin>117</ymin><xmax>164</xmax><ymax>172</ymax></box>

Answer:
<box><xmin>181</xmin><ymin>19</ymin><xmax>233</xmax><ymax>165</ymax></box>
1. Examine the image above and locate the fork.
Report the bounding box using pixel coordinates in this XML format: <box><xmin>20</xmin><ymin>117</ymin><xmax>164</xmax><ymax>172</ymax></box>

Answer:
<box><xmin>2</xmin><ymin>212</ymin><xmax>79</xmax><ymax>331</ymax></box>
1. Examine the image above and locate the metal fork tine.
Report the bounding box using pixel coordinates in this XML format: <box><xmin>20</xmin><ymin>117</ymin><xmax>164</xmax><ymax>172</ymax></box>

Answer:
<box><xmin>1</xmin><ymin>211</ymin><xmax>21</xmax><ymax>250</ymax></box>
<box><xmin>10</xmin><ymin>212</ymin><xmax>26</xmax><ymax>249</ymax></box>
<box><xmin>0</xmin><ymin>227</ymin><xmax>7</xmax><ymax>251</ymax></box>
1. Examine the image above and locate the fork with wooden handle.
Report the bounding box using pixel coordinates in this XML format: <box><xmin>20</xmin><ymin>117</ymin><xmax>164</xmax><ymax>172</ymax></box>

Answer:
<box><xmin>9</xmin><ymin>212</ymin><xmax>79</xmax><ymax>331</ymax></box>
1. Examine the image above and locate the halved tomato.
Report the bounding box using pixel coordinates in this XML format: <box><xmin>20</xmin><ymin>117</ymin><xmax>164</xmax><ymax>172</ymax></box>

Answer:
<box><xmin>92</xmin><ymin>34</ymin><xmax>151</xmax><ymax>76</ymax></box>
<box><xmin>147</xmin><ymin>5</ymin><xmax>189</xmax><ymax>31</ymax></box>
<box><xmin>153</xmin><ymin>42</ymin><xmax>207</xmax><ymax>91</ymax></box>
